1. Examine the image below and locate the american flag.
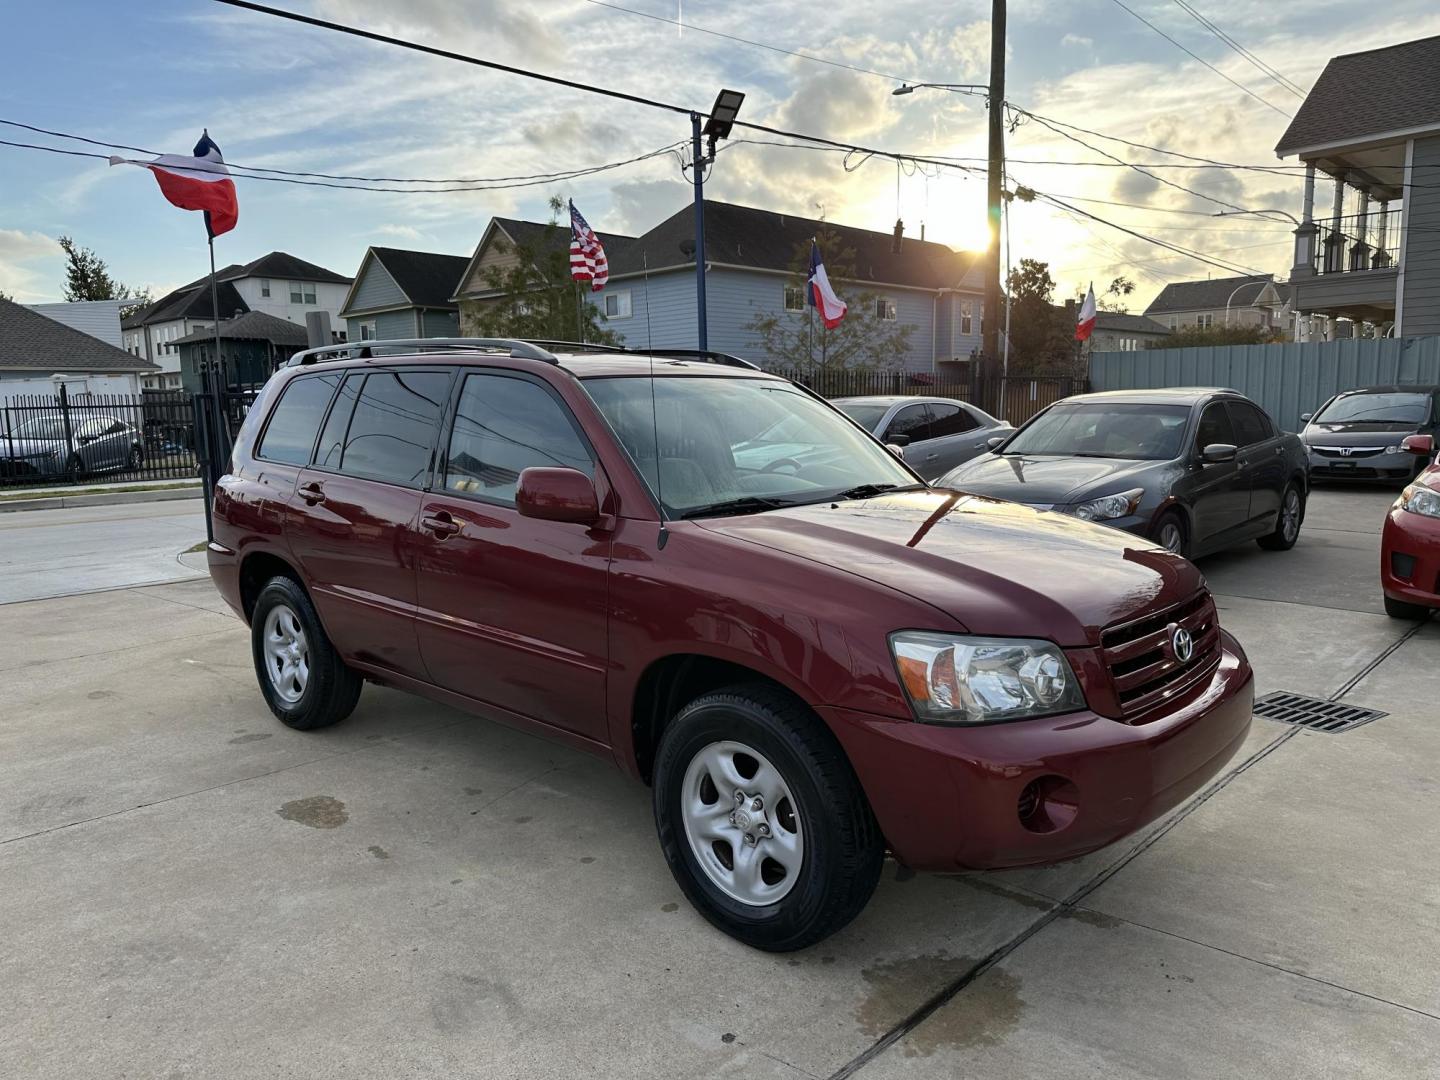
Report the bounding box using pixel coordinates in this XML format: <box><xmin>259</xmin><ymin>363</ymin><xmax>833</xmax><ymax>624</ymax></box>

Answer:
<box><xmin>568</xmin><ymin>199</ymin><xmax>608</xmax><ymax>292</ymax></box>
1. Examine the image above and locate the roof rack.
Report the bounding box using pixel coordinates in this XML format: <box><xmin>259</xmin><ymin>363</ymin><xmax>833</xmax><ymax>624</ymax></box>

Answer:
<box><xmin>284</xmin><ymin>338</ymin><xmax>557</xmax><ymax>367</ymax></box>
<box><xmin>524</xmin><ymin>340</ymin><xmax>760</xmax><ymax>371</ymax></box>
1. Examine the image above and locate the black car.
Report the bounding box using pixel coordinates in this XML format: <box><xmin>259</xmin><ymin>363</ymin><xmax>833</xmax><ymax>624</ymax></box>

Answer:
<box><xmin>1300</xmin><ymin>384</ymin><xmax>1440</xmax><ymax>485</ymax></box>
<box><xmin>936</xmin><ymin>388</ymin><xmax>1309</xmax><ymax>559</ymax></box>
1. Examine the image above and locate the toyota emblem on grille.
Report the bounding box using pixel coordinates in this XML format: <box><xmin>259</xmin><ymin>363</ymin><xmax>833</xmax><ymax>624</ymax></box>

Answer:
<box><xmin>1172</xmin><ymin>626</ymin><xmax>1195</xmax><ymax>663</ymax></box>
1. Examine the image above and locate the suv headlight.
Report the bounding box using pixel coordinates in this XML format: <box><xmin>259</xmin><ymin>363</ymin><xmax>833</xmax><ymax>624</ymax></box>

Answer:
<box><xmin>1399</xmin><ymin>485</ymin><xmax>1440</xmax><ymax>519</ymax></box>
<box><xmin>890</xmin><ymin>632</ymin><xmax>1086</xmax><ymax>724</ymax></box>
<box><xmin>1070</xmin><ymin>488</ymin><xmax>1143</xmax><ymax>522</ymax></box>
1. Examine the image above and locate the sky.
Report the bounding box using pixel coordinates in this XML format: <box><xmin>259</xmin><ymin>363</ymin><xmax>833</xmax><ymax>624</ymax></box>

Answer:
<box><xmin>4</xmin><ymin>0</ymin><xmax>1440</xmax><ymax>311</ymax></box>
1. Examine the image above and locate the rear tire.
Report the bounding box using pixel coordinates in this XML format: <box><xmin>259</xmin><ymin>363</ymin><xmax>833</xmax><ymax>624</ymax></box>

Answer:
<box><xmin>66</xmin><ymin>454</ymin><xmax>85</xmax><ymax>483</ymax></box>
<box><xmin>1258</xmin><ymin>484</ymin><xmax>1304</xmax><ymax>551</ymax></box>
<box><xmin>250</xmin><ymin>576</ymin><xmax>362</xmax><ymax>730</ymax></box>
<box><xmin>653</xmin><ymin>684</ymin><xmax>883</xmax><ymax>951</ymax></box>
<box><xmin>1384</xmin><ymin>595</ymin><xmax>1430</xmax><ymax>620</ymax></box>
<box><xmin>1151</xmin><ymin>511</ymin><xmax>1189</xmax><ymax>557</ymax></box>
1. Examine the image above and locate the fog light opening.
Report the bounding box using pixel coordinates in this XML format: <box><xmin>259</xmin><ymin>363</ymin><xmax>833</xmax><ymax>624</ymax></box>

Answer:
<box><xmin>1017</xmin><ymin>775</ymin><xmax>1079</xmax><ymax>834</ymax></box>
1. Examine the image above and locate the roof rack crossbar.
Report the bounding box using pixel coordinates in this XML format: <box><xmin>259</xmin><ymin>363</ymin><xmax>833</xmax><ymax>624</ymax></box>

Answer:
<box><xmin>285</xmin><ymin>338</ymin><xmax>558</xmax><ymax>367</ymax></box>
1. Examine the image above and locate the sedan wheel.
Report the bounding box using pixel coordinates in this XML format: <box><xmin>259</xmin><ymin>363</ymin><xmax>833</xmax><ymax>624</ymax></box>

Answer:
<box><xmin>1157</xmin><ymin>520</ymin><xmax>1185</xmax><ymax>553</ymax></box>
<box><xmin>1259</xmin><ymin>484</ymin><xmax>1304</xmax><ymax>551</ymax></box>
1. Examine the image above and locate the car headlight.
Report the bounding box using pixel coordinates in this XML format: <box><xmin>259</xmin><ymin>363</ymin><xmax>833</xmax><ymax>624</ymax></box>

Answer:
<box><xmin>1399</xmin><ymin>485</ymin><xmax>1440</xmax><ymax>519</ymax></box>
<box><xmin>890</xmin><ymin>632</ymin><xmax>1086</xmax><ymax>724</ymax></box>
<box><xmin>1070</xmin><ymin>488</ymin><xmax>1144</xmax><ymax>522</ymax></box>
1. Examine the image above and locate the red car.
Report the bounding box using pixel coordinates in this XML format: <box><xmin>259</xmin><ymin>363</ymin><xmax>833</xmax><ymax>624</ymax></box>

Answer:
<box><xmin>208</xmin><ymin>340</ymin><xmax>1254</xmax><ymax>950</ymax></box>
<box><xmin>1381</xmin><ymin>434</ymin><xmax>1440</xmax><ymax>618</ymax></box>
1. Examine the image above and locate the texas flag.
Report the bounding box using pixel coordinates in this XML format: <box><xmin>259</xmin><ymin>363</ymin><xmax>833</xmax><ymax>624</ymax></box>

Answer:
<box><xmin>1075</xmin><ymin>282</ymin><xmax>1097</xmax><ymax>342</ymax></box>
<box><xmin>110</xmin><ymin>131</ymin><xmax>239</xmax><ymax>238</ymax></box>
<box><xmin>807</xmin><ymin>240</ymin><xmax>847</xmax><ymax>329</ymax></box>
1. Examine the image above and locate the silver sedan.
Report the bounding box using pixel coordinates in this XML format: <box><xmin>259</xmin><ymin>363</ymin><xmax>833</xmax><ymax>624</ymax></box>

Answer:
<box><xmin>833</xmin><ymin>396</ymin><xmax>1011</xmax><ymax>480</ymax></box>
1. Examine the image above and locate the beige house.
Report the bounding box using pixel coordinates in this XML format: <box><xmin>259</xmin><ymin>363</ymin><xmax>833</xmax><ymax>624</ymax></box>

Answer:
<box><xmin>1143</xmin><ymin>274</ymin><xmax>1284</xmax><ymax>333</ymax></box>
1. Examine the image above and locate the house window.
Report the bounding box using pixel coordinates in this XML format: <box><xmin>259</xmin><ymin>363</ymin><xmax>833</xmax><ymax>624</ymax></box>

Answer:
<box><xmin>288</xmin><ymin>281</ymin><xmax>316</xmax><ymax>305</ymax></box>
<box><xmin>359</xmin><ymin>320</ymin><xmax>377</xmax><ymax>341</ymax></box>
<box><xmin>289</xmin><ymin>281</ymin><xmax>303</xmax><ymax>303</ymax></box>
<box><xmin>261</xmin><ymin>279</ymin><xmax>271</xmax><ymax>298</ymax></box>
<box><xmin>874</xmin><ymin>298</ymin><xmax>897</xmax><ymax>321</ymax></box>
<box><xmin>604</xmin><ymin>291</ymin><xmax>632</xmax><ymax>319</ymax></box>
<box><xmin>305</xmin><ymin>284</ymin><xmax>316</xmax><ymax>304</ymax></box>
<box><xmin>1196</xmin><ymin>313</ymin><xmax>1214</xmax><ymax>329</ymax></box>
<box><xmin>960</xmin><ymin>299</ymin><xmax>973</xmax><ymax>336</ymax></box>
<box><xmin>784</xmin><ymin>285</ymin><xmax>805</xmax><ymax>312</ymax></box>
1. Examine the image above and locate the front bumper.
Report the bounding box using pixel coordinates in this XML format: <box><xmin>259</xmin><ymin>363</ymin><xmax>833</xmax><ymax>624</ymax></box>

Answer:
<box><xmin>1308</xmin><ymin>449</ymin><xmax>1416</xmax><ymax>482</ymax></box>
<box><xmin>1381</xmin><ymin>505</ymin><xmax>1440</xmax><ymax>610</ymax></box>
<box><xmin>820</xmin><ymin>631</ymin><xmax>1254</xmax><ymax>871</ymax></box>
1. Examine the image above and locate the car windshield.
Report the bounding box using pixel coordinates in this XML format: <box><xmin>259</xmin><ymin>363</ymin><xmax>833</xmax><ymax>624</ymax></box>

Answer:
<box><xmin>1313</xmin><ymin>392</ymin><xmax>1430</xmax><ymax>426</ymax></box>
<box><xmin>1000</xmin><ymin>402</ymin><xmax>1190</xmax><ymax>460</ymax></box>
<box><xmin>8</xmin><ymin>417</ymin><xmax>69</xmax><ymax>440</ymax></box>
<box><xmin>583</xmin><ymin>376</ymin><xmax>920</xmax><ymax>517</ymax></box>
<box><xmin>834</xmin><ymin>402</ymin><xmax>891</xmax><ymax>432</ymax></box>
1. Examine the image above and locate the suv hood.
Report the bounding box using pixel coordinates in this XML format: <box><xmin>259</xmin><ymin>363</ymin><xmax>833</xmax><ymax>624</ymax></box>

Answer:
<box><xmin>940</xmin><ymin>454</ymin><xmax>1164</xmax><ymax>506</ymax></box>
<box><xmin>694</xmin><ymin>490</ymin><xmax>1202</xmax><ymax>646</ymax></box>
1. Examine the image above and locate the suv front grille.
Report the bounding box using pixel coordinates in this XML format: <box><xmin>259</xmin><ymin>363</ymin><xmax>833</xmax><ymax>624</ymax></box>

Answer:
<box><xmin>1100</xmin><ymin>590</ymin><xmax>1221</xmax><ymax>722</ymax></box>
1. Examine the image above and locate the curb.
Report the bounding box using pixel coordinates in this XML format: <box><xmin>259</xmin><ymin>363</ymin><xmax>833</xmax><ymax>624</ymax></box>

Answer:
<box><xmin>0</xmin><ymin>486</ymin><xmax>203</xmax><ymax>514</ymax></box>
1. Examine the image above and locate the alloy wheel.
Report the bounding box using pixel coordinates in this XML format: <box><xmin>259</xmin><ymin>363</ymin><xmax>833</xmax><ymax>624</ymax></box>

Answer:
<box><xmin>262</xmin><ymin>603</ymin><xmax>310</xmax><ymax>704</ymax></box>
<box><xmin>1158</xmin><ymin>521</ymin><xmax>1185</xmax><ymax>553</ymax></box>
<box><xmin>680</xmin><ymin>740</ymin><xmax>805</xmax><ymax>906</ymax></box>
<box><xmin>1281</xmin><ymin>489</ymin><xmax>1301</xmax><ymax>542</ymax></box>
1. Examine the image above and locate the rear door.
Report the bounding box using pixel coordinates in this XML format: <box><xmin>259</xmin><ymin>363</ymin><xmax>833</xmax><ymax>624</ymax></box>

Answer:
<box><xmin>1186</xmin><ymin>401</ymin><xmax>1248</xmax><ymax>548</ymax></box>
<box><xmin>287</xmin><ymin>367</ymin><xmax>453</xmax><ymax>680</ymax></box>
<box><xmin>413</xmin><ymin>369</ymin><xmax>611</xmax><ymax>743</ymax></box>
<box><xmin>909</xmin><ymin>402</ymin><xmax>982</xmax><ymax>477</ymax></box>
<box><xmin>1228</xmin><ymin>400</ymin><xmax>1287</xmax><ymax>531</ymax></box>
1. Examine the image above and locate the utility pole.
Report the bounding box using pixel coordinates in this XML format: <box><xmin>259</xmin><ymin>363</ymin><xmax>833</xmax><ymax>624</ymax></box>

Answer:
<box><xmin>983</xmin><ymin>0</ymin><xmax>1006</xmax><ymax>381</ymax></box>
<box><xmin>691</xmin><ymin>112</ymin><xmax>709</xmax><ymax>352</ymax></box>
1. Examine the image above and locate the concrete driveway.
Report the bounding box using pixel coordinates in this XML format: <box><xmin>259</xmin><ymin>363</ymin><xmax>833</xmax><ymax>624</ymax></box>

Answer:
<box><xmin>1</xmin><ymin>487</ymin><xmax>1436</xmax><ymax>1079</ymax></box>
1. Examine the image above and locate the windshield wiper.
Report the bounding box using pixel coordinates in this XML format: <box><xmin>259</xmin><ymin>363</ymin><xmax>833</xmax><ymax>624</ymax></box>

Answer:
<box><xmin>681</xmin><ymin>495</ymin><xmax>793</xmax><ymax>520</ymax></box>
<box><xmin>829</xmin><ymin>482</ymin><xmax>924</xmax><ymax>501</ymax></box>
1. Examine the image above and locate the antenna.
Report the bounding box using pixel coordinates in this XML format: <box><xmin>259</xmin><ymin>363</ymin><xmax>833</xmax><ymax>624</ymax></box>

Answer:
<box><xmin>644</xmin><ymin>248</ymin><xmax>667</xmax><ymax>549</ymax></box>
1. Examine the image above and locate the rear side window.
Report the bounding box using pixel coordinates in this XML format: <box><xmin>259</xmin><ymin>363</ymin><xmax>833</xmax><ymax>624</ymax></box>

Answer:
<box><xmin>884</xmin><ymin>404</ymin><xmax>930</xmax><ymax>441</ymax></box>
<box><xmin>1195</xmin><ymin>402</ymin><xmax>1236</xmax><ymax>449</ymax></box>
<box><xmin>444</xmin><ymin>373</ymin><xmax>592</xmax><ymax>504</ymax></box>
<box><xmin>1228</xmin><ymin>401</ymin><xmax>1271</xmax><ymax>446</ymax></box>
<box><xmin>918</xmin><ymin>403</ymin><xmax>979</xmax><ymax>438</ymax></box>
<box><xmin>329</xmin><ymin>370</ymin><xmax>451</xmax><ymax>486</ymax></box>
<box><xmin>314</xmin><ymin>373</ymin><xmax>363</xmax><ymax>470</ymax></box>
<box><xmin>257</xmin><ymin>373</ymin><xmax>340</xmax><ymax>465</ymax></box>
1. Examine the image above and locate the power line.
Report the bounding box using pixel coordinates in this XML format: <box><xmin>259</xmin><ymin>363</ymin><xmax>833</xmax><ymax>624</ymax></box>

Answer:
<box><xmin>1106</xmin><ymin>0</ymin><xmax>1292</xmax><ymax>118</ymax></box>
<box><xmin>1169</xmin><ymin>0</ymin><xmax>1306</xmax><ymax>98</ymax></box>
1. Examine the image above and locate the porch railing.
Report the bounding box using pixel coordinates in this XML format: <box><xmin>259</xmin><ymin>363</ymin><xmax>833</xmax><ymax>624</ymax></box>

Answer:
<box><xmin>1313</xmin><ymin>211</ymin><xmax>1400</xmax><ymax>276</ymax></box>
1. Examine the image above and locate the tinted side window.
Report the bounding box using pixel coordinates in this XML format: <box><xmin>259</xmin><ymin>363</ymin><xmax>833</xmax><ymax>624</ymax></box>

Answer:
<box><xmin>1228</xmin><ymin>401</ymin><xmax>1269</xmax><ymax>446</ymax></box>
<box><xmin>444</xmin><ymin>373</ymin><xmax>592</xmax><ymax>504</ymax></box>
<box><xmin>257</xmin><ymin>373</ymin><xmax>341</xmax><ymax>465</ymax></box>
<box><xmin>315</xmin><ymin>373</ymin><xmax>363</xmax><ymax>470</ymax></box>
<box><xmin>920</xmin><ymin>403</ymin><xmax>979</xmax><ymax>438</ymax></box>
<box><xmin>334</xmin><ymin>370</ymin><xmax>450</xmax><ymax>485</ymax></box>
<box><xmin>885</xmin><ymin>404</ymin><xmax>930</xmax><ymax>441</ymax></box>
<box><xmin>1195</xmin><ymin>402</ymin><xmax>1236</xmax><ymax>450</ymax></box>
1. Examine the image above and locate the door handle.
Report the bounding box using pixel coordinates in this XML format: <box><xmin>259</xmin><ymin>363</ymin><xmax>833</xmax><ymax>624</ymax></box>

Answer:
<box><xmin>299</xmin><ymin>482</ymin><xmax>325</xmax><ymax>506</ymax></box>
<box><xmin>421</xmin><ymin>511</ymin><xmax>461</xmax><ymax>538</ymax></box>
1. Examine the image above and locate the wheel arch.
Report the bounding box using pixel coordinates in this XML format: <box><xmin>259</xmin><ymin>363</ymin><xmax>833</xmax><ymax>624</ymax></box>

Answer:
<box><xmin>237</xmin><ymin>549</ymin><xmax>309</xmax><ymax>623</ymax></box>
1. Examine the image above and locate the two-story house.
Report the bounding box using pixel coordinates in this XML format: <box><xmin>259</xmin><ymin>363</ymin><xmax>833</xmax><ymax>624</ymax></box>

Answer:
<box><xmin>1276</xmin><ymin>33</ymin><xmax>1440</xmax><ymax>337</ymax></box>
<box><xmin>450</xmin><ymin>200</ymin><xmax>986</xmax><ymax>373</ymax></box>
<box><xmin>1143</xmin><ymin>274</ymin><xmax>1284</xmax><ymax>333</ymax></box>
<box><xmin>122</xmin><ymin>252</ymin><xmax>351</xmax><ymax>389</ymax></box>
<box><xmin>339</xmin><ymin>246</ymin><xmax>472</xmax><ymax>342</ymax></box>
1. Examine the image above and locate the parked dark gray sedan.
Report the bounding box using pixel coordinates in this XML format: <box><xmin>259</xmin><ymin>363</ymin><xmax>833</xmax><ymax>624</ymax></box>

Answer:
<box><xmin>936</xmin><ymin>388</ymin><xmax>1309</xmax><ymax>559</ymax></box>
<box><xmin>833</xmin><ymin>395</ymin><xmax>1011</xmax><ymax>480</ymax></box>
<box><xmin>0</xmin><ymin>413</ymin><xmax>144</xmax><ymax>481</ymax></box>
<box><xmin>1300</xmin><ymin>384</ymin><xmax>1440</xmax><ymax>485</ymax></box>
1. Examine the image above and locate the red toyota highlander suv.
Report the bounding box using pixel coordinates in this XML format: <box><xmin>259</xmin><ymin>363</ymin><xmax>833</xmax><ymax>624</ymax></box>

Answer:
<box><xmin>209</xmin><ymin>339</ymin><xmax>1254</xmax><ymax>950</ymax></box>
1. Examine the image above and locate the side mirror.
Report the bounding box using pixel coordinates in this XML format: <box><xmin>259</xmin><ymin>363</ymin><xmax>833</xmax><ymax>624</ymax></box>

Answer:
<box><xmin>1401</xmin><ymin>434</ymin><xmax>1435</xmax><ymax>457</ymax></box>
<box><xmin>515</xmin><ymin>467</ymin><xmax>600</xmax><ymax>526</ymax></box>
<box><xmin>886</xmin><ymin>443</ymin><xmax>907</xmax><ymax>459</ymax></box>
<box><xmin>986</xmin><ymin>435</ymin><xmax>1007</xmax><ymax>450</ymax></box>
<box><xmin>1201</xmin><ymin>443</ymin><xmax>1237</xmax><ymax>464</ymax></box>
<box><xmin>886</xmin><ymin>433</ymin><xmax>911</xmax><ymax>447</ymax></box>
<box><xmin>1300</xmin><ymin>412</ymin><xmax>1314</xmax><ymax>424</ymax></box>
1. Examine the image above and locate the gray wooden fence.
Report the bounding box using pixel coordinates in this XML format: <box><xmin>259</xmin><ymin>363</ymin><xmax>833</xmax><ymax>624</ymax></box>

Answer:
<box><xmin>1089</xmin><ymin>335</ymin><xmax>1440</xmax><ymax>432</ymax></box>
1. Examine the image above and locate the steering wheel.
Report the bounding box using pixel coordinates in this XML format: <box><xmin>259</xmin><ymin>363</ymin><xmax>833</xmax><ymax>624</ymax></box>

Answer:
<box><xmin>761</xmin><ymin>457</ymin><xmax>804</xmax><ymax>474</ymax></box>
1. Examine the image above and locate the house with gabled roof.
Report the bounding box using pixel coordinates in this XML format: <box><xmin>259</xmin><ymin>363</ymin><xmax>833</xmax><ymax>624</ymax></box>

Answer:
<box><xmin>1143</xmin><ymin>274</ymin><xmax>1284</xmax><ymax>333</ymax></box>
<box><xmin>339</xmin><ymin>246</ymin><xmax>471</xmax><ymax>342</ymax></box>
<box><xmin>0</xmin><ymin>298</ymin><xmax>158</xmax><ymax>398</ymax></box>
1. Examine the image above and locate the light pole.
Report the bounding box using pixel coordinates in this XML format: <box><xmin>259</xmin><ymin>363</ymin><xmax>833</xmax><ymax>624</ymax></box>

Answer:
<box><xmin>690</xmin><ymin>89</ymin><xmax>745</xmax><ymax>352</ymax></box>
<box><xmin>890</xmin><ymin>83</ymin><xmax>989</xmax><ymax>97</ymax></box>
<box><xmin>1212</xmin><ymin>208</ymin><xmax>1300</xmax><ymax>225</ymax></box>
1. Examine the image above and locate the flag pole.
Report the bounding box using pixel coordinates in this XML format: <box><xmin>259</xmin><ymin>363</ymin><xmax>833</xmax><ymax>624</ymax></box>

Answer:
<box><xmin>206</xmin><ymin>223</ymin><xmax>228</xmax><ymax>463</ymax></box>
<box><xmin>208</xmin><ymin>228</ymin><xmax>223</xmax><ymax>389</ymax></box>
<box><xmin>575</xmin><ymin>281</ymin><xmax>585</xmax><ymax>344</ymax></box>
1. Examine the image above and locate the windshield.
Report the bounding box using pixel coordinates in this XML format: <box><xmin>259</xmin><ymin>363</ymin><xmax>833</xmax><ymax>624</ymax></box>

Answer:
<box><xmin>1313</xmin><ymin>392</ymin><xmax>1430</xmax><ymax>427</ymax></box>
<box><xmin>8</xmin><ymin>417</ymin><xmax>69</xmax><ymax>440</ymax></box>
<box><xmin>583</xmin><ymin>376</ymin><xmax>919</xmax><ymax>517</ymax></box>
<box><xmin>834</xmin><ymin>402</ymin><xmax>891</xmax><ymax>432</ymax></box>
<box><xmin>1001</xmin><ymin>402</ymin><xmax>1190</xmax><ymax>460</ymax></box>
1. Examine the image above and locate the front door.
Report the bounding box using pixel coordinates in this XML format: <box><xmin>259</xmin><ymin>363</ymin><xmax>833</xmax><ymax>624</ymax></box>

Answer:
<box><xmin>1186</xmin><ymin>401</ymin><xmax>1248</xmax><ymax>549</ymax></box>
<box><xmin>909</xmin><ymin>402</ymin><xmax>982</xmax><ymax>477</ymax></box>
<box><xmin>1228</xmin><ymin>400</ymin><xmax>1287</xmax><ymax>532</ymax></box>
<box><xmin>414</xmin><ymin>370</ymin><xmax>611</xmax><ymax>744</ymax></box>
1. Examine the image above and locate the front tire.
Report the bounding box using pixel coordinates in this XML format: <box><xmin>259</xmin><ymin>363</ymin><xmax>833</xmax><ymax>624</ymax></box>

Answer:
<box><xmin>653</xmin><ymin>685</ymin><xmax>883</xmax><ymax>951</ymax></box>
<box><xmin>250</xmin><ymin>577</ymin><xmax>362</xmax><ymax>730</ymax></box>
<box><xmin>1151</xmin><ymin>510</ymin><xmax>1189</xmax><ymax>557</ymax></box>
<box><xmin>1258</xmin><ymin>483</ymin><xmax>1304</xmax><ymax>551</ymax></box>
<box><xmin>1384</xmin><ymin>595</ymin><xmax>1430</xmax><ymax>620</ymax></box>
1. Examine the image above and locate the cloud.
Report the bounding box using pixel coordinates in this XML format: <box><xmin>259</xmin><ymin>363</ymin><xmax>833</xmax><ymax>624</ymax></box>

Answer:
<box><xmin>1062</xmin><ymin>34</ymin><xmax>1093</xmax><ymax>49</ymax></box>
<box><xmin>0</xmin><ymin>229</ymin><xmax>61</xmax><ymax>302</ymax></box>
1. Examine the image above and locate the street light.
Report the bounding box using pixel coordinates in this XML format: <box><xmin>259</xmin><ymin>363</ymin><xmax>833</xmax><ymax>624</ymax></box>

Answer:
<box><xmin>691</xmin><ymin>88</ymin><xmax>745</xmax><ymax>351</ymax></box>
<box><xmin>1213</xmin><ymin>208</ymin><xmax>1300</xmax><ymax>225</ymax></box>
<box><xmin>892</xmin><ymin>82</ymin><xmax>990</xmax><ymax>98</ymax></box>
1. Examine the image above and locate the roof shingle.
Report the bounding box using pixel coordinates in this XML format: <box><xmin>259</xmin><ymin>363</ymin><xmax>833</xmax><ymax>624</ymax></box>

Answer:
<box><xmin>369</xmin><ymin>247</ymin><xmax>471</xmax><ymax>309</ymax></box>
<box><xmin>0</xmin><ymin>299</ymin><xmax>159</xmax><ymax>374</ymax></box>
<box><xmin>1143</xmin><ymin>274</ymin><xmax>1274</xmax><ymax>315</ymax></box>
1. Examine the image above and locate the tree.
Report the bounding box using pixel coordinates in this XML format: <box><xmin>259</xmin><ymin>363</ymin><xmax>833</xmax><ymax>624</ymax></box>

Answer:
<box><xmin>57</xmin><ymin>237</ymin><xmax>152</xmax><ymax>318</ymax></box>
<box><xmin>463</xmin><ymin>196</ymin><xmax>621</xmax><ymax>345</ymax></box>
<box><xmin>1005</xmin><ymin>258</ymin><xmax>1074</xmax><ymax>375</ymax></box>
<box><xmin>1073</xmin><ymin>275</ymin><xmax>1136</xmax><ymax>313</ymax></box>
<box><xmin>745</xmin><ymin>227</ymin><xmax>914</xmax><ymax>374</ymax></box>
<box><xmin>0</xmin><ymin>289</ymin><xmax>12</xmax><ymax>302</ymax></box>
<box><xmin>1145</xmin><ymin>324</ymin><xmax>1285</xmax><ymax>349</ymax></box>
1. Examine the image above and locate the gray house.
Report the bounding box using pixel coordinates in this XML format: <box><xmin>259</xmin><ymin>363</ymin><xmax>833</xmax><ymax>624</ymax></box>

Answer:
<box><xmin>0</xmin><ymin>298</ymin><xmax>158</xmax><ymax>397</ymax></box>
<box><xmin>1143</xmin><ymin>274</ymin><xmax>1283</xmax><ymax>333</ymax></box>
<box><xmin>1089</xmin><ymin>311</ymin><xmax>1173</xmax><ymax>351</ymax></box>
<box><xmin>339</xmin><ymin>246</ymin><xmax>471</xmax><ymax>342</ymax></box>
<box><xmin>451</xmin><ymin>201</ymin><xmax>986</xmax><ymax>374</ymax></box>
<box><xmin>1276</xmin><ymin>33</ymin><xmax>1440</xmax><ymax>336</ymax></box>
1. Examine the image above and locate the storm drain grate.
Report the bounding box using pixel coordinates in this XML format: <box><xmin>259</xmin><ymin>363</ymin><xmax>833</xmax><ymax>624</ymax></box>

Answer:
<box><xmin>1253</xmin><ymin>692</ymin><xmax>1386</xmax><ymax>734</ymax></box>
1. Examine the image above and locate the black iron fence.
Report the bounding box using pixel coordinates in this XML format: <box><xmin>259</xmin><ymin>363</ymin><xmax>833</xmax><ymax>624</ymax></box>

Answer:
<box><xmin>1315</xmin><ymin>211</ymin><xmax>1399</xmax><ymax>275</ymax></box>
<box><xmin>0</xmin><ymin>387</ymin><xmax>199</xmax><ymax>488</ymax></box>
<box><xmin>770</xmin><ymin>367</ymin><xmax>1085</xmax><ymax>427</ymax></box>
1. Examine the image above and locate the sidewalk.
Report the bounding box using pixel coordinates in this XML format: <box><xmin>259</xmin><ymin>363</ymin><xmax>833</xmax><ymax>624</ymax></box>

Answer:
<box><xmin>0</xmin><ymin>476</ymin><xmax>201</xmax><ymax>513</ymax></box>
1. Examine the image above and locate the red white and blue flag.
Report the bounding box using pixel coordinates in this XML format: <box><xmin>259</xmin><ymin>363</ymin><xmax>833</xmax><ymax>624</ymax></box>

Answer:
<box><xmin>110</xmin><ymin>131</ymin><xmax>239</xmax><ymax>238</ymax></box>
<box><xmin>808</xmin><ymin>240</ymin><xmax>847</xmax><ymax>329</ymax></box>
<box><xmin>568</xmin><ymin>200</ymin><xmax>608</xmax><ymax>291</ymax></box>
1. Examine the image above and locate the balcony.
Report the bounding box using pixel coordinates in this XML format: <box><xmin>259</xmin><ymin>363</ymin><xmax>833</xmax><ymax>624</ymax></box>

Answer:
<box><xmin>1290</xmin><ymin>179</ymin><xmax>1402</xmax><ymax>326</ymax></box>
